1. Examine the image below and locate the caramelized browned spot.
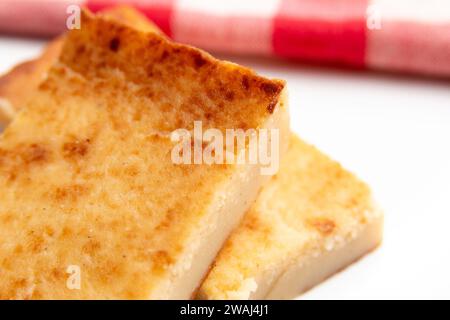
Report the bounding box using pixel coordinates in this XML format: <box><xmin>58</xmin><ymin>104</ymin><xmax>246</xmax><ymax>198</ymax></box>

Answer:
<box><xmin>14</xmin><ymin>278</ymin><xmax>27</xmax><ymax>287</ymax></box>
<box><xmin>76</xmin><ymin>44</ymin><xmax>86</xmax><ymax>55</ymax></box>
<box><xmin>44</xmin><ymin>225</ymin><xmax>55</xmax><ymax>237</ymax></box>
<box><xmin>225</xmin><ymin>91</ymin><xmax>235</xmax><ymax>101</ymax></box>
<box><xmin>242</xmin><ymin>75</ymin><xmax>250</xmax><ymax>90</ymax></box>
<box><xmin>109</xmin><ymin>37</ymin><xmax>120</xmax><ymax>52</ymax></box>
<box><xmin>152</xmin><ymin>250</ymin><xmax>174</xmax><ymax>274</ymax></box>
<box><xmin>123</xmin><ymin>164</ymin><xmax>139</xmax><ymax>176</ymax></box>
<box><xmin>83</xmin><ymin>239</ymin><xmax>102</xmax><ymax>256</ymax></box>
<box><xmin>11</xmin><ymin>278</ymin><xmax>29</xmax><ymax>298</ymax></box>
<box><xmin>260</xmin><ymin>81</ymin><xmax>281</xmax><ymax>96</ymax></box>
<box><xmin>62</xmin><ymin>139</ymin><xmax>90</xmax><ymax>158</ymax></box>
<box><xmin>155</xmin><ymin>209</ymin><xmax>176</xmax><ymax>231</ymax></box>
<box><xmin>192</xmin><ymin>52</ymin><xmax>207</xmax><ymax>68</ymax></box>
<box><xmin>242</xmin><ymin>214</ymin><xmax>271</xmax><ymax>236</ymax></box>
<box><xmin>267</xmin><ymin>100</ymin><xmax>277</xmax><ymax>114</ymax></box>
<box><xmin>1</xmin><ymin>213</ymin><xmax>14</xmax><ymax>224</ymax></box>
<box><xmin>27</xmin><ymin>233</ymin><xmax>45</xmax><ymax>253</ymax></box>
<box><xmin>160</xmin><ymin>50</ymin><xmax>169</xmax><ymax>62</ymax></box>
<box><xmin>24</xmin><ymin>144</ymin><xmax>48</xmax><ymax>163</ymax></box>
<box><xmin>0</xmin><ymin>144</ymin><xmax>50</xmax><ymax>179</ymax></box>
<box><xmin>54</xmin><ymin>184</ymin><xmax>88</xmax><ymax>202</ymax></box>
<box><xmin>60</xmin><ymin>226</ymin><xmax>73</xmax><ymax>239</ymax></box>
<box><xmin>13</xmin><ymin>244</ymin><xmax>23</xmax><ymax>254</ymax></box>
<box><xmin>307</xmin><ymin>218</ymin><xmax>336</xmax><ymax>236</ymax></box>
<box><xmin>51</xmin><ymin>267</ymin><xmax>64</xmax><ymax>280</ymax></box>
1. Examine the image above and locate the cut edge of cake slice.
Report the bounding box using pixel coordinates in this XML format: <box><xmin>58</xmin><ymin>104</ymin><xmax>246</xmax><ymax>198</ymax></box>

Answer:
<box><xmin>197</xmin><ymin>135</ymin><xmax>382</xmax><ymax>300</ymax></box>
<box><xmin>266</xmin><ymin>207</ymin><xmax>382</xmax><ymax>299</ymax></box>
<box><xmin>162</xmin><ymin>92</ymin><xmax>290</xmax><ymax>299</ymax></box>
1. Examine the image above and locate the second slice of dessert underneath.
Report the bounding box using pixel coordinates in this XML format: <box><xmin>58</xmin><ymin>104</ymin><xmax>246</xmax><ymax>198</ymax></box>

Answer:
<box><xmin>198</xmin><ymin>135</ymin><xmax>383</xmax><ymax>299</ymax></box>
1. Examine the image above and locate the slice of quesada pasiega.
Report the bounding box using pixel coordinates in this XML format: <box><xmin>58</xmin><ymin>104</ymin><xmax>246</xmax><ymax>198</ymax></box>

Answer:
<box><xmin>198</xmin><ymin>136</ymin><xmax>383</xmax><ymax>299</ymax></box>
<box><xmin>0</xmin><ymin>7</ymin><xmax>383</xmax><ymax>300</ymax></box>
<box><xmin>0</xmin><ymin>10</ymin><xmax>289</xmax><ymax>299</ymax></box>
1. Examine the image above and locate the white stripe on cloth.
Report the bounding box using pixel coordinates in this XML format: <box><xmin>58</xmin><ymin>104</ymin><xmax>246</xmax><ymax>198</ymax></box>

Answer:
<box><xmin>366</xmin><ymin>0</ymin><xmax>450</xmax><ymax>76</ymax></box>
<box><xmin>171</xmin><ymin>0</ymin><xmax>280</xmax><ymax>55</ymax></box>
<box><xmin>175</xmin><ymin>0</ymin><xmax>281</xmax><ymax>17</ymax></box>
<box><xmin>369</xmin><ymin>0</ymin><xmax>450</xmax><ymax>23</ymax></box>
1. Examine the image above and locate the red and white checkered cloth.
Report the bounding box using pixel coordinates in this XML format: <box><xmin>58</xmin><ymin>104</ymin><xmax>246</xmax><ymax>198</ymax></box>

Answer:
<box><xmin>0</xmin><ymin>0</ymin><xmax>449</xmax><ymax>77</ymax></box>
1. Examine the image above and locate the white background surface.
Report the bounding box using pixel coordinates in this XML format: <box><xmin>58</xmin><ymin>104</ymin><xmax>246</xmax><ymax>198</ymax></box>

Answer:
<box><xmin>1</xmin><ymin>36</ymin><xmax>449</xmax><ymax>300</ymax></box>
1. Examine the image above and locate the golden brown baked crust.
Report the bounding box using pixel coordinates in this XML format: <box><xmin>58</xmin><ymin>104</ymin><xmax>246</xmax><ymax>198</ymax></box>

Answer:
<box><xmin>0</xmin><ymin>6</ymin><xmax>163</xmax><ymax>124</ymax></box>
<box><xmin>0</xmin><ymin>6</ymin><xmax>284</xmax><ymax>130</ymax></box>
<box><xmin>58</xmin><ymin>10</ymin><xmax>284</xmax><ymax>132</ymax></box>
<box><xmin>198</xmin><ymin>135</ymin><xmax>382</xmax><ymax>299</ymax></box>
<box><xmin>0</xmin><ymin>10</ymin><xmax>286</xmax><ymax>299</ymax></box>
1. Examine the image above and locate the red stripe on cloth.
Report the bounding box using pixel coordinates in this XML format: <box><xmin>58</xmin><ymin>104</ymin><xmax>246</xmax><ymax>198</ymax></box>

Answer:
<box><xmin>273</xmin><ymin>0</ymin><xmax>368</xmax><ymax>68</ymax></box>
<box><xmin>86</xmin><ymin>0</ymin><xmax>175</xmax><ymax>36</ymax></box>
